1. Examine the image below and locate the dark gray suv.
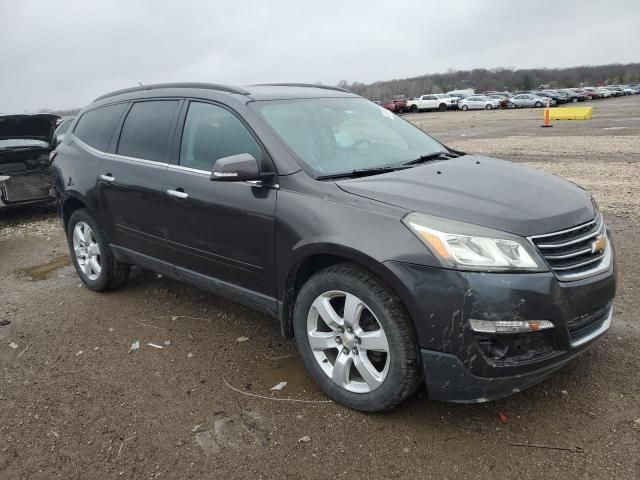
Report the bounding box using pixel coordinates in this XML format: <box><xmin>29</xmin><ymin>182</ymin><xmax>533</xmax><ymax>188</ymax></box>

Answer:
<box><xmin>51</xmin><ymin>83</ymin><xmax>616</xmax><ymax>411</ymax></box>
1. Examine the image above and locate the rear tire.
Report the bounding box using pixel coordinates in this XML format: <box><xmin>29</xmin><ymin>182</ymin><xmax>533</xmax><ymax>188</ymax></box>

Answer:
<box><xmin>535</xmin><ymin>101</ymin><xmax>543</xmax><ymax>107</ymax></box>
<box><xmin>485</xmin><ymin>104</ymin><xmax>492</xmax><ymax>110</ymax></box>
<box><xmin>409</xmin><ymin>105</ymin><xmax>418</xmax><ymax>113</ymax></box>
<box><xmin>438</xmin><ymin>103</ymin><xmax>447</xmax><ymax>112</ymax></box>
<box><xmin>293</xmin><ymin>263</ymin><xmax>422</xmax><ymax>412</ymax></box>
<box><xmin>461</xmin><ymin>105</ymin><xmax>469</xmax><ymax>111</ymax></box>
<box><xmin>67</xmin><ymin>209</ymin><xmax>129</xmax><ymax>291</ymax></box>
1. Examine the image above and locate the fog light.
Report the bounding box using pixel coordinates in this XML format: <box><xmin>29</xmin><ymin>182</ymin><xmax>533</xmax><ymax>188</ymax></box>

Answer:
<box><xmin>469</xmin><ymin>319</ymin><xmax>554</xmax><ymax>334</ymax></box>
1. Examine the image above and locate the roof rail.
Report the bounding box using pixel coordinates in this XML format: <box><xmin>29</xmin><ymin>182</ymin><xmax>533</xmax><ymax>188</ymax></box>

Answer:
<box><xmin>254</xmin><ymin>83</ymin><xmax>350</xmax><ymax>93</ymax></box>
<box><xmin>93</xmin><ymin>82</ymin><xmax>250</xmax><ymax>101</ymax></box>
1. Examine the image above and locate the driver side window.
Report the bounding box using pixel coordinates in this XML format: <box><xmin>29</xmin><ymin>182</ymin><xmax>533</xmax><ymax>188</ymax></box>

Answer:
<box><xmin>179</xmin><ymin>102</ymin><xmax>262</xmax><ymax>171</ymax></box>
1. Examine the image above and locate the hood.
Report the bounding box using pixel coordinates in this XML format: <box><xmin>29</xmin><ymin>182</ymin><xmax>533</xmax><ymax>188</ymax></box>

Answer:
<box><xmin>337</xmin><ymin>155</ymin><xmax>595</xmax><ymax>237</ymax></box>
<box><xmin>0</xmin><ymin>114</ymin><xmax>60</xmax><ymax>142</ymax></box>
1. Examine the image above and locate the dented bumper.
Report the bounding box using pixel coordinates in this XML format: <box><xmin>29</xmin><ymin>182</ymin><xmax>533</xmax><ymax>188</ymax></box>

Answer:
<box><xmin>384</xmin><ymin>254</ymin><xmax>616</xmax><ymax>401</ymax></box>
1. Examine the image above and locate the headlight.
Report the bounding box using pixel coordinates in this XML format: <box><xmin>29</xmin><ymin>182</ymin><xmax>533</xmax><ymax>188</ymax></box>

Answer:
<box><xmin>402</xmin><ymin>212</ymin><xmax>547</xmax><ymax>272</ymax></box>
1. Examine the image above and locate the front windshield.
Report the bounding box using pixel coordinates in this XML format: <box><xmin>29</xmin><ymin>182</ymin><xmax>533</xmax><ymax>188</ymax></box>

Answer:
<box><xmin>250</xmin><ymin>97</ymin><xmax>447</xmax><ymax>177</ymax></box>
<box><xmin>0</xmin><ymin>139</ymin><xmax>49</xmax><ymax>149</ymax></box>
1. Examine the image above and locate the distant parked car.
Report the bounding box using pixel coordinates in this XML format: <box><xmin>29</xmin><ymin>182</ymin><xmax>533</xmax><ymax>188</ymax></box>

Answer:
<box><xmin>557</xmin><ymin>89</ymin><xmax>583</xmax><ymax>103</ymax></box>
<box><xmin>568</xmin><ymin>89</ymin><xmax>591</xmax><ymax>101</ymax></box>
<box><xmin>484</xmin><ymin>91</ymin><xmax>512</xmax><ymax>97</ymax></box>
<box><xmin>582</xmin><ymin>87</ymin><xmax>602</xmax><ymax>99</ymax></box>
<box><xmin>458</xmin><ymin>95</ymin><xmax>501</xmax><ymax>110</ymax></box>
<box><xmin>597</xmin><ymin>87</ymin><xmax>613</xmax><ymax>98</ymax></box>
<box><xmin>507</xmin><ymin>94</ymin><xmax>547</xmax><ymax>108</ymax></box>
<box><xmin>528</xmin><ymin>91</ymin><xmax>557</xmax><ymax>105</ymax></box>
<box><xmin>406</xmin><ymin>94</ymin><xmax>458</xmax><ymax>112</ymax></box>
<box><xmin>541</xmin><ymin>90</ymin><xmax>570</xmax><ymax>104</ymax></box>
<box><xmin>486</xmin><ymin>94</ymin><xmax>511</xmax><ymax>108</ymax></box>
<box><xmin>446</xmin><ymin>89</ymin><xmax>474</xmax><ymax>98</ymax></box>
<box><xmin>382</xmin><ymin>99</ymin><xmax>407</xmax><ymax>113</ymax></box>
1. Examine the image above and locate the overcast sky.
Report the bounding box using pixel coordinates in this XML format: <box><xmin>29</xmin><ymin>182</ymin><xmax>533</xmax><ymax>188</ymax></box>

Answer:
<box><xmin>1</xmin><ymin>0</ymin><xmax>638</xmax><ymax>112</ymax></box>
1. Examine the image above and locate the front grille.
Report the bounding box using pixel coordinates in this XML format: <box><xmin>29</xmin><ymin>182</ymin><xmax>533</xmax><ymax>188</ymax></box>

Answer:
<box><xmin>567</xmin><ymin>303</ymin><xmax>611</xmax><ymax>343</ymax></box>
<box><xmin>1</xmin><ymin>171</ymin><xmax>52</xmax><ymax>203</ymax></box>
<box><xmin>530</xmin><ymin>215</ymin><xmax>608</xmax><ymax>281</ymax></box>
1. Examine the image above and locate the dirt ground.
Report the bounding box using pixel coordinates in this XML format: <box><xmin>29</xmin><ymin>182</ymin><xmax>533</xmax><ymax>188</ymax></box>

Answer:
<box><xmin>1</xmin><ymin>96</ymin><xmax>639</xmax><ymax>480</ymax></box>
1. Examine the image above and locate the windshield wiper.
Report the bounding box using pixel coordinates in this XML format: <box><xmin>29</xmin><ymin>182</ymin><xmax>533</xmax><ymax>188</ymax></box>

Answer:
<box><xmin>317</xmin><ymin>165</ymin><xmax>412</xmax><ymax>180</ymax></box>
<box><xmin>403</xmin><ymin>151</ymin><xmax>458</xmax><ymax>166</ymax></box>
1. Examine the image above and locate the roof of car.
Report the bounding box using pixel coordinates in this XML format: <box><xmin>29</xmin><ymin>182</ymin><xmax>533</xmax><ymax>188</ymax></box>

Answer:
<box><xmin>93</xmin><ymin>82</ymin><xmax>357</xmax><ymax>103</ymax></box>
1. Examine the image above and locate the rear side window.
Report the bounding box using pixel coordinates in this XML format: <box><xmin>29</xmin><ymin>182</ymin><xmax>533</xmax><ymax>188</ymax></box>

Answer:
<box><xmin>117</xmin><ymin>100</ymin><xmax>179</xmax><ymax>161</ymax></box>
<box><xmin>73</xmin><ymin>103</ymin><xmax>126</xmax><ymax>151</ymax></box>
<box><xmin>179</xmin><ymin>102</ymin><xmax>261</xmax><ymax>171</ymax></box>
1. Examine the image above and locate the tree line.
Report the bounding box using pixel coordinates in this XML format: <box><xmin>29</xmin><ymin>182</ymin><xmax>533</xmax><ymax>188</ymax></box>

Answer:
<box><xmin>336</xmin><ymin>63</ymin><xmax>640</xmax><ymax>101</ymax></box>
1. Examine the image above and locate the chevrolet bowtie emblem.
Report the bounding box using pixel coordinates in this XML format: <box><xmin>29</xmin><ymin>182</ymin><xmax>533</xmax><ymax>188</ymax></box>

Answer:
<box><xmin>591</xmin><ymin>234</ymin><xmax>607</xmax><ymax>254</ymax></box>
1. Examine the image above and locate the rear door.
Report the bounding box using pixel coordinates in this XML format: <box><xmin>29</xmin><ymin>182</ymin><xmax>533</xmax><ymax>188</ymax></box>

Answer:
<box><xmin>163</xmin><ymin>100</ymin><xmax>277</xmax><ymax>298</ymax></box>
<box><xmin>97</xmin><ymin>99</ymin><xmax>181</xmax><ymax>261</ymax></box>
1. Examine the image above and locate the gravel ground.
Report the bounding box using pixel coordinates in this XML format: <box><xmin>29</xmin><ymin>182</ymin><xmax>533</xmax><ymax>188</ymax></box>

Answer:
<box><xmin>1</xmin><ymin>96</ymin><xmax>639</xmax><ymax>479</ymax></box>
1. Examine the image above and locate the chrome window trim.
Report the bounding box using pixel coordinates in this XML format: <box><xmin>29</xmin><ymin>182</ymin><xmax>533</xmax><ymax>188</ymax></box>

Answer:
<box><xmin>74</xmin><ymin>136</ymin><xmax>279</xmax><ymax>189</ymax></box>
<box><xmin>167</xmin><ymin>164</ymin><xmax>209</xmax><ymax>175</ymax></box>
<box><xmin>73</xmin><ymin>136</ymin><xmax>168</xmax><ymax>168</ymax></box>
<box><xmin>570</xmin><ymin>306</ymin><xmax>612</xmax><ymax>348</ymax></box>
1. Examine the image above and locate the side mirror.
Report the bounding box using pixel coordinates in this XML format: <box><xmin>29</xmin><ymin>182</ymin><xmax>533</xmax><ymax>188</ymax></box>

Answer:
<box><xmin>210</xmin><ymin>153</ymin><xmax>272</xmax><ymax>183</ymax></box>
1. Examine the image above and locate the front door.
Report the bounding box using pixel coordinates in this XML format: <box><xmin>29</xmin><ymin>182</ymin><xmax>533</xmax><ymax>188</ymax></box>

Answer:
<box><xmin>163</xmin><ymin>101</ymin><xmax>277</xmax><ymax>298</ymax></box>
<box><xmin>97</xmin><ymin>99</ymin><xmax>181</xmax><ymax>261</ymax></box>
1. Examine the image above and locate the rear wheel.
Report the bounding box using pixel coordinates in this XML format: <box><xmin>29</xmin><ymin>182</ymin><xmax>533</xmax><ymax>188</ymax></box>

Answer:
<box><xmin>67</xmin><ymin>209</ymin><xmax>129</xmax><ymax>291</ymax></box>
<box><xmin>438</xmin><ymin>103</ymin><xmax>447</xmax><ymax>112</ymax></box>
<box><xmin>293</xmin><ymin>263</ymin><xmax>421</xmax><ymax>412</ymax></box>
<box><xmin>461</xmin><ymin>105</ymin><xmax>469</xmax><ymax>111</ymax></box>
<box><xmin>535</xmin><ymin>101</ymin><xmax>543</xmax><ymax>107</ymax></box>
<box><xmin>409</xmin><ymin>105</ymin><xmax>418</xmax><ymax>113</ymax></box>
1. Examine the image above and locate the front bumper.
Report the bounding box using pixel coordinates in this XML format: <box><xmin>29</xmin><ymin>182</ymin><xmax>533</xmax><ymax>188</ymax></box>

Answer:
<box><xmin>384</xmin><ymin>252</ymin><xmax>616</xmax><ymax>402</ymax></box>
<box><xmin>421</xmin><ymin>306</ymin><xmax>611</xmax><ymax>402</ymax></box>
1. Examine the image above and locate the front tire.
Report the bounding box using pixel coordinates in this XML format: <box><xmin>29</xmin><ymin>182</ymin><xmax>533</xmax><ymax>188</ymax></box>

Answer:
<box><xmin>535</xmin><ymin>101</ymin><xmax>543</xmax><ymax>107</ymax></box>
<box><xmin>293</xmin><ymin>263</ymin><xmax>421</xmax><ymax>412</ymax></box>
<box><xmin>461</xmin><ymin>105</ymin><xmax>469</xmax><ymax>111</ymax></box>
<box><xmin>67</xmin><ymin>209</ymin><xmax>129</xmax><ymax>291</ymax></box>
<box><xmin>485</xmin><ymin>104</ymin><xmax>492</xmax><ymax>110</ymax></box>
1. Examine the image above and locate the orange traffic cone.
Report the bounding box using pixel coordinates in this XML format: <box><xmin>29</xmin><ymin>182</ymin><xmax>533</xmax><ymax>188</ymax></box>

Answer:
<box><xmin>541</xmin><ymin>108</ymin><xmax>553</xmax><ymax>128</ymax></box>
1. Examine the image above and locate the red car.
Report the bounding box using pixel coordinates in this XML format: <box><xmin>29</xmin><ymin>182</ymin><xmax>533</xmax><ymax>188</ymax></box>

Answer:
<box><xmin>382</xmin><ymin>99</ymin><xmax>408</xmax><ymax>113</ymax></box>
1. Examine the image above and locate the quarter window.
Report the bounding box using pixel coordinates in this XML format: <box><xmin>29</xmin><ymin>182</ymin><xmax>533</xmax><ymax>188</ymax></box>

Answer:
<box><xmin>179</xmin><ymin>102</ymin><xmax>261</xmax><ymax>171</ymax></box>
<box><xmin>117</xmin><ymin>101</ymin><xmax>179</xmax><ymax>161</ymax></box>
<box><xmin>73</xmin><ymin>103</ymin><xmax>127</xmax><ymax>152</ymax></box>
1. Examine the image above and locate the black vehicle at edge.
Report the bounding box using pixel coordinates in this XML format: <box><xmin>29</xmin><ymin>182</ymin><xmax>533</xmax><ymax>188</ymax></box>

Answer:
<box><xmin>51</xmin><ymin>83</ymin><xmax>616</xmax><ymax>411</ymax></box>
<box><xmin>0</xmin><ymin>113</ymin><xmax>59</xmax><ymax>208</ymax></box>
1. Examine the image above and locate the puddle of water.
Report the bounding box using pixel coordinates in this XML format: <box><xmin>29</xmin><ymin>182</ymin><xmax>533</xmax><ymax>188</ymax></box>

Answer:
<box><xmin>249</xmin><ymin>355</ymin><xmax>323</xmax><ymax>397</ymax></box>
<box><xmin>17</xmin><ymin>255</ymin><xmax>71</xmax><ymax>281</ymax></box>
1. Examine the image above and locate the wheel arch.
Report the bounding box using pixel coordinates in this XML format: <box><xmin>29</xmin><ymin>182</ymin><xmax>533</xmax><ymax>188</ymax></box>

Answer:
<box><xmin>61</xmin><ymin>192</ymin><xmax>103</xmax><ymax>235</ymax></box>
<box><xmin>278</xmin><ymin>244</ymin><xmax>416</xmax><ymax>339</ymax></box>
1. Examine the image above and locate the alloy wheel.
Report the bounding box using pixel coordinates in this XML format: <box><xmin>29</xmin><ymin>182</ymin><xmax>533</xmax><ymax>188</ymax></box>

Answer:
<box><xmin>73</xmin><ymin>221</ymin><xmax>101</xmax><ymax>280</ymax></box>
<box><xmin>306</xmin><ymin>291</ymin><xmax>390</xmax><ymax>393</ymax></box>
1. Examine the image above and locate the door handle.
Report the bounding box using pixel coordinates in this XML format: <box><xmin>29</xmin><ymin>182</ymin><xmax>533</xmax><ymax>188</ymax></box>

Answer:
<box><xmin>99</xmin><ymin>174</ymin><xmax>116</xmax><ymax>183</ymax></box>
<box><xmin>166</xmin><ymin>189</ymin><xmax>189</xmax><ymax>199</ymax></box>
